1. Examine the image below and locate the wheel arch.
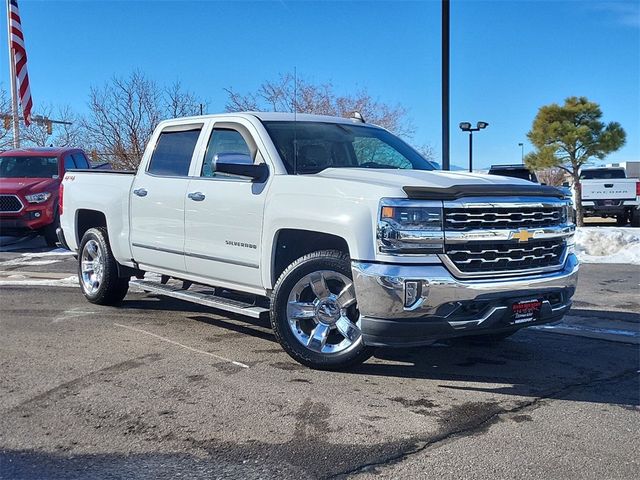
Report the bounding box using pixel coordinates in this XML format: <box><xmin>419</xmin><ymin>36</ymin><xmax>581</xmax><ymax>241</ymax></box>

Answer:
<box><xmin>269</xmin><ymin>229</ymin><xmax>350</xmax><ymax>288</ymax></box>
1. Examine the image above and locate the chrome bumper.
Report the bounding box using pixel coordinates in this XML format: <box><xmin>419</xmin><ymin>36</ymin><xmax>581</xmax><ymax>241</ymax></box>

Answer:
<box><xmin>351</xmin><ymin>254</ymin><xmax>579</xmax><ymax>347</ymax></box>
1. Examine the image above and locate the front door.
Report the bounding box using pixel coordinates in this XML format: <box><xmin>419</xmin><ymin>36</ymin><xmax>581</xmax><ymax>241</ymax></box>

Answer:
<box><xmin>130</xmin><ymin>123</ymin><xmax>204</xmax><ymax>273</ymax></box>
<box><xmin>184</xmin><ymin>123</ymin><xmax>269</xmax><ymax>290</ymax></box>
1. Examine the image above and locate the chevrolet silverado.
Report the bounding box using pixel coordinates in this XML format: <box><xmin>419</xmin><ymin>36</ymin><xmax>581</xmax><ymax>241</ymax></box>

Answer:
<box><xmin>59</xmin><ymin>112</ymin><xmax>579</xmax><ymax>369</ymax></box>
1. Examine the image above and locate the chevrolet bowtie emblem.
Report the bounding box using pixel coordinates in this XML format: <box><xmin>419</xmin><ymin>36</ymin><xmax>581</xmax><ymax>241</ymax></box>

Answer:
<box><xmin>511</xmin><ymin>229</ymin><xmax>534</xmax><ymax>243</ymax></box>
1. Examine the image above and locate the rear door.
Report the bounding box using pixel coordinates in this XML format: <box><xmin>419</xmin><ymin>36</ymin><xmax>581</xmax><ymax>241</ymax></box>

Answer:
<box><xmin>184</xmin><ymin>120</ymin><xmax>269</xmax><ymax>289</ymax></box>
<box><xmin>130</xmin><ymin>123</ymin><xmax>204</xmax><ymax>273</ymax></box>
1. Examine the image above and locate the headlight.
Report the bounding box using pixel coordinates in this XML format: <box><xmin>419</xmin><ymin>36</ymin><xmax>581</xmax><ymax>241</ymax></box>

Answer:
<box><xmin>561</xmin><ymin>201</ymin><xmax>575</xmax><ymax>224</ymax></box>
<box><xmin>25</xmin><ymin>192</ymin><xmax>52</xmax><ymax>204</ymax></box>
<box><xmin>377</xmin><ymin>199</ymin><xmax>444</xmax><ymax>254</ymax></box>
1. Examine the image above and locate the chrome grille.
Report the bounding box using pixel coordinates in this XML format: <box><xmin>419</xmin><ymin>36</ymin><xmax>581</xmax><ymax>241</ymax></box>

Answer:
<box><xmin>445</xmin><ymin>239</ymin><xmax>566</xmax><ymax>275</ymax></box>
<box><xmin>0</xmin><ymin>195</ymin><xmax>23</xmax><ymax>213</ymax></box>
<box><xmin>445</xmin><ymin>206</ymin><xmax>564</xmax><ymax>230</ymax></box>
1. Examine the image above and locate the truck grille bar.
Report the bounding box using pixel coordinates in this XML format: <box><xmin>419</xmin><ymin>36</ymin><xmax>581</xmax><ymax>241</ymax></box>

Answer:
<box><xmin>444</xmin><ymin>238</ymin><xmax>566</xmax><ymax>274</ymax></box>
<box><xmin>445</xmin><ymin>206</ymin><xmax>564</xmax><ymax>230</ymax></box>
<box><xmin>441</xmin><ymin>199</ymin><xmax>572</xmax><ymax>278</ymax></box>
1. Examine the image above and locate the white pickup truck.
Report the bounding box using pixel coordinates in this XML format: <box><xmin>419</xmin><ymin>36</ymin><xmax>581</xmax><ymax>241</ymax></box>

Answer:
<box><xmin>578</xmin><ymin>167</ymin><xmax>640</xmax><ymax>226</ymax></box>
<box><xmin>59</xmin><ymin>112</ymin><xmax>578</xmax><ymax>370</ymax></box>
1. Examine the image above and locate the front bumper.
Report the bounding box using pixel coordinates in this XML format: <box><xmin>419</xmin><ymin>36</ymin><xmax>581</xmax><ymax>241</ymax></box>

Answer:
<box><xmin>0</xmin><ymin>200</ymin><xmax>57</xmax><ymax>232</ymax></box>
<box><xmin>352</xmin><ymin>254</ymin><xmax>579</xmax><ymax>347</ymax></box>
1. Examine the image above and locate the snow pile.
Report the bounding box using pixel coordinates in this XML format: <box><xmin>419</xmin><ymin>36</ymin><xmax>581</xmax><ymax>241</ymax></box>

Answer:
<box><xmin>0</xmin><ymin>275</ymin><xmax>78</xmax><ymax>287</ymax></box>
<box><xmin>574</xmin><ymin>227</ymin><xmax>640</xmax><ymax>264</ymax></box>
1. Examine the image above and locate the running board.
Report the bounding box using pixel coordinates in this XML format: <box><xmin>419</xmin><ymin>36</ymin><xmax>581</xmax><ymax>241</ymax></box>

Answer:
<box><xmin>130</xmin><ymin>279</ymin><xmax>269</xmax><ymax>319</ymax></box>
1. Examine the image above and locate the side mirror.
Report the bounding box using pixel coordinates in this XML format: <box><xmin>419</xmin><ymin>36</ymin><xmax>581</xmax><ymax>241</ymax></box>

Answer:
<box><xmin>214</xmin><ymin>153</ymin><xmax>269</xmax><ymax>183</ymax></box>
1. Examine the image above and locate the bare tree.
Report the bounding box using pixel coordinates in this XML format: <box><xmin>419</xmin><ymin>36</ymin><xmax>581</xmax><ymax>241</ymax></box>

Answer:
<box><xmin>536</xmin><ymin>167</ymin><xmax>567</xmax><ymax>186</ymax></box>
<box><xmin>84</xmin><ymin>71</ymin><xmax>161</xmax><ymax>169</ymax></box>
<box><xmin>225</xmin><ymin>73</ymin><xmax>416</xmax><ymax>138</ymax></box>
<box><xmin>0</xmin><ymin>85</ymin><xmax>13</xmax><ymax>150</ymax></box>
<box><xmin>165</xmin><ymin>80</ymin><xmax>207</xmax><ymax>118</ymax></box>
<box><xmin>84</xmin><ymin>72</ymin><xmax>207</xmax><ymax>169</ymax></box>
<box><xmin>20</xmin><ymin>104</ymin><xmax>84</xmax><ymax>148</ymax></box>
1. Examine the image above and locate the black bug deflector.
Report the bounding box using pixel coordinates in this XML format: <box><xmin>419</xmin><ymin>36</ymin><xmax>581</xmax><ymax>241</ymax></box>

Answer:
<box><xmin>403</xmin><ymin>184</ymin><xmax>565</xmax><ymax>200</ymax></box>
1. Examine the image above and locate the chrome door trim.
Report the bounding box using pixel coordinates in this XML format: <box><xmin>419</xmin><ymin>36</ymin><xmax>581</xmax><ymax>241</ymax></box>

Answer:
<box><xmin>132</xmin><ymin>242</ymin><xmax>259</xmax><ymax>269</ymax></box>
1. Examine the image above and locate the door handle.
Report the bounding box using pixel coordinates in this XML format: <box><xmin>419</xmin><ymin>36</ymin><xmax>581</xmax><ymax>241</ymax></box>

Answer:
<box><xmin>188</xmin><ymin>192</ymin><xmax>206</xmax><ymax>201</ymax></box>
<box><xmin>133</xmin><ymin>188</ymin><xmax>148</xmax><ymax>197</ymax></box>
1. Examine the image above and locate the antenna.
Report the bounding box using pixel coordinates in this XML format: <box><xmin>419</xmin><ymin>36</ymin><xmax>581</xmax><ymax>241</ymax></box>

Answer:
<box><xmin>293</xmin><ymin>67</ymin><xmax>298</xmax><ymax>175</ymax></box>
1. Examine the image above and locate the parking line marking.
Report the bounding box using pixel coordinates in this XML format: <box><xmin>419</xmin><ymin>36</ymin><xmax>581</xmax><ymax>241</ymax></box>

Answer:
<box><xmin>114</xmin><ymin>323</ymin><xmax>249</xmax><ymax>369</ymax></box>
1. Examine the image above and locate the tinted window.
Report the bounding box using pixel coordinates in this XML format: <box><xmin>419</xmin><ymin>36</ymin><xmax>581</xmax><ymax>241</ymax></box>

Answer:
<box><xmin>580</xmin><ymin>169</ymin><xmax>626</xmax><ymax>180</ymax></box>
<box><xmin>64</xmin><ymin>155</ymin><xmax>76</xmax><ymax>170</ymax></box>
<box><xmin>263</xmin><ymin>121</ymin><xmax>434</xmax><ymax>174</ymax></box>
<box><xmin>489</xmin><ymin>168</ymin><xmax>538</xmax><ymax>182</ymax></box>
<box><xmin>202</xmin><ymin>129</ymin><xmax>252</xmax><ymax>177</ymax></box>
<box><xmin>72</xmin><ymin>152</ymin><xmax>90</xmax><ymax>169</ymax></box>
<box><xmin>148</xmin><ymin>129</ymin><xmax>201</xmax><ymax>176</ymax></box>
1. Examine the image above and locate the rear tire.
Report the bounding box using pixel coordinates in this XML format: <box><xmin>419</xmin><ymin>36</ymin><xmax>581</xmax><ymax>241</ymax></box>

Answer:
<box><xmin>631</xmin><ymin>208</ymin><xmax>640</xmax><ymax>228</ymax></box>
<box><xmin>270</xmin><ymin>250</ymin><xmax>373</xmax><ymax>370</ymax></box>
<box><xmin>78</xmin><ymin>227</ymin><xmax>129</xmax><ymax>305</ymax></box>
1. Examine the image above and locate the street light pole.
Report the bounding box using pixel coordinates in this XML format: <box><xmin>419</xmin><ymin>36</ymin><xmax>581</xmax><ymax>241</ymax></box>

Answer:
<box><xmin>468</xmin><ymin>131</ymin><xmax>473</xmax><ymax>173</ymax></box>
<box><xmin>459</xmin><ymin>121</ymin><xmax>488</xmax><ymax>173</ymax></box>
<box><xmin>518</xmin><ymin>142</ymin><xmax>524</xmax><ymax>162</ymax></box>
<box><xmin>441</xmin><ymin>0</ymin><xmax>450</xmax><ymax>171</ymax></box>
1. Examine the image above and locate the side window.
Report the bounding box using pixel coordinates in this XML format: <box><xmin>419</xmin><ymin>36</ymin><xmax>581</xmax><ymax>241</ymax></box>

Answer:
<box><xmin>148</xmin><ymin>128</ymin><xmax>202</xmax><ymax>177</ymax></box>
<box><xmin>202</xmin><ymin>129</ymin><xmax>252</xmax><ymax>177</ymax></box>
<box><xmin>72</xmin><ymin>152</ymin><xmax>90</xmax><ymax>169</ymax></box>
<box><xmin>63</xmin><ymin>154</ymin><xmax>76</xmax><ymax>170</ymax></box>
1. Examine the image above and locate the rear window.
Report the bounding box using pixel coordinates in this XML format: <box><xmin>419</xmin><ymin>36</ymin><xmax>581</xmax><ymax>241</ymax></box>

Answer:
<box><xmin>147</xmin><ymin>128</ymin><xmax>202</xmax><ymax>176</ymax></box>
<box><xmin>580</xmin><ymin>169</ymin><xmax>626</xmax><ymax>180</ymax></box>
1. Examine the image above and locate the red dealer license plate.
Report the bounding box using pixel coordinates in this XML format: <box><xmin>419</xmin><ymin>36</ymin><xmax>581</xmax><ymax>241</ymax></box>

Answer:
<box><xmin>511</xmin><ymin>298</ymin><xmax>543</xmax><ymax>324</ymax></box>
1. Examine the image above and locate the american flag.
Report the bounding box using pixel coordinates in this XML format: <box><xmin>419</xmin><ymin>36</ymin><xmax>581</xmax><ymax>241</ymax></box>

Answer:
<box><xmin>8</xmin><ymin>0</ymin><xmax>33</xmax><ymax>126</ymax></box>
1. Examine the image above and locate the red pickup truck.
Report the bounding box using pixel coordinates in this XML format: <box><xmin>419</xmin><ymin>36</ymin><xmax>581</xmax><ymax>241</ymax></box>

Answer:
<box><xmin>0</xmin><ymin>147</ymin><xmax>94</xmax><ymax>246</ymax></box>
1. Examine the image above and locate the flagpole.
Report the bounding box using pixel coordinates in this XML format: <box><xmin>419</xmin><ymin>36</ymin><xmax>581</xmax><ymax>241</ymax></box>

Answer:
<box><xmin>6</xmin><ymin>0</ymin><xmax>20</xmax><ymax>148</ymax></box>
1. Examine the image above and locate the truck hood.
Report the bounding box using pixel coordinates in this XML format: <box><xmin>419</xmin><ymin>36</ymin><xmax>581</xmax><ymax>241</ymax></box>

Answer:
<box><xmin>0</xmin><ymin>177</ymin><xmax>60</xmax><ymax>196</ymax></box>
<box><xmin>315</xmin><ymin>168</ymin><xmax>533</xmax><ymax>190</ymax></box>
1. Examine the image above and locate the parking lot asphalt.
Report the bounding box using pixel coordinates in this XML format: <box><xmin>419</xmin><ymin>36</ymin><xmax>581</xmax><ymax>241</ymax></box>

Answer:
<box><xmin>0</xmin><ymin>241</ymin><xmax>638</xmax><ymax>479</ymax></box>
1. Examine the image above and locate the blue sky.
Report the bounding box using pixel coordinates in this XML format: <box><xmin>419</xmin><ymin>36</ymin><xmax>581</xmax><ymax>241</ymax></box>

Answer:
<box><xmin>2</xmin><ymin>0</ymin><xmax>639</xmax><ymax>169</ymax></box>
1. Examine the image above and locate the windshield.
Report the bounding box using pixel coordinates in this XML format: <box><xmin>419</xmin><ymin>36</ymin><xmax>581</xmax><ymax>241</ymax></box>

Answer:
<box><xmin>580</xmin><ymin>169</ymin><xmax>626</xmax><ymax>180</ymax></box>
<box><xmin>0</xmin><ymin>156</ymin><xmax>59</xmax><ymax>178</ymax></box>
<box><xmin>262</xmin><ymin>121</ymin><xmax>435</xmax><ymax>174</ymax></box>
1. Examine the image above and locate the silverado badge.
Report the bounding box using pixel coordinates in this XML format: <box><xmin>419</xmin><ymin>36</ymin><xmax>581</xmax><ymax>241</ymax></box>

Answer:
<box><xmin>511</xmin><ymin>229</ymin><xmax>534</xmax><ymax>243</ymax></box>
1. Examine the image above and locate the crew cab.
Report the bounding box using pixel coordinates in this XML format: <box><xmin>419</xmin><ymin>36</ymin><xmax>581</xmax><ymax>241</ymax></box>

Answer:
<box><xmin>579</xmin><ymin>167</ymin><xmax>640</xmax><ymax>226</ymax></box>
<box><xmin>0</xmin><ymin>147</ymin><xmax>93</xmax><ymax>245</ymax></box>
<box><xmin>59</xmin><ymin>113</ymin><xmax>579</xmax><ymax>370</ymax></box>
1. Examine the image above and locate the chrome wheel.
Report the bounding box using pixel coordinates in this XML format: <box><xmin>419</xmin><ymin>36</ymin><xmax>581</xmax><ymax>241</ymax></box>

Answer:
<box><xmin>80</xmin><ymin>239</ymin><xmax>104</xmax><ymax>295</ymax></box>
<box><xmin>286</xmin><ymin>270</ymin><xmax>362</xmax><ymax>354</ymax></box>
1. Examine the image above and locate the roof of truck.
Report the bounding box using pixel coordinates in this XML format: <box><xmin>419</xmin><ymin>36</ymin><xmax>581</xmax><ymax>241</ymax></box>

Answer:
<box><xmin>167</xmin><ymin>111</ymin><xmax>376</xmax><ymax>126</ymax></box>
<box><xmin>0</xmin><ymin>146</ymin><xmax>81</xmax><ymax>157</ymax></box>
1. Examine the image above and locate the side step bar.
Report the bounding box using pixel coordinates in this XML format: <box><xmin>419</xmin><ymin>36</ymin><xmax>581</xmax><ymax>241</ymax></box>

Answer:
<box><xmin>130</xmin><ymin>279</ymin><xmax>269</xmax><ymax>319</ymax></box>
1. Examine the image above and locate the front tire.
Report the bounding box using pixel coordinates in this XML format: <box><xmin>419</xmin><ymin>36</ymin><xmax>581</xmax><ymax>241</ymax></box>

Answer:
<box><xmin>270</xmin><ymin>250</ymin><xmax>373</xmax><ymax>370</ymax></box>
<box><xmin>78</xmin><ymin>227</ymin><xmax>129</xmax><ymax>305</ymax></box>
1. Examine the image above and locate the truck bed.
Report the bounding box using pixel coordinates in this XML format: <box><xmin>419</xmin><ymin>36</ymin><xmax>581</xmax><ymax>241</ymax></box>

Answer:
<box><xmin>60</xmin><ymin>169</ymin><xmax>136</xmax><ymax>260</ymax></box>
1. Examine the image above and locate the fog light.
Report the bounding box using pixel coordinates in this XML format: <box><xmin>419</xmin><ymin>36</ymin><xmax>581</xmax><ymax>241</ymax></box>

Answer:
<box><xmin>405</xmin><ymin>281</ymin><xmax>421</xmax><ymax>307</ymax></box>
<box><xmin>34</xmin><ymin>212</ymin><xmax>41</xmax><ymax>218</ymax></box>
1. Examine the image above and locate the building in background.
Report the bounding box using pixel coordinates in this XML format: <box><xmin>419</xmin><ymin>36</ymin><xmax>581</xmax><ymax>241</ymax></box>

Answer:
<box><xmin>606</xmin><ymin>161</ymin><xmax>640</xmax><ymax>179</ymax></box>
